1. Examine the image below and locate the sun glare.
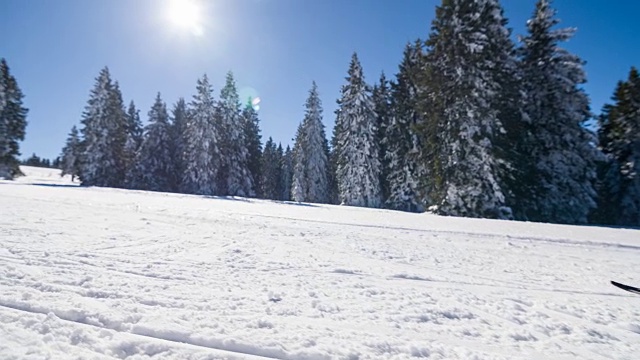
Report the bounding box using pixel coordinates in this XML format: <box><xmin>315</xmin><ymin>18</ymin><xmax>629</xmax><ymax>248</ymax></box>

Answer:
<box><xmin>166</xmin><ymin>0</ymin><xmax>204</xmax><ymax>36</ymax></box>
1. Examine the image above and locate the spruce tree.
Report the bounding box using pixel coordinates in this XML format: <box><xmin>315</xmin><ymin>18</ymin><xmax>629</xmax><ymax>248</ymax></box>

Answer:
<box><xmin>518</xmin><ymin>0</ymin><xmax>598</xmax><ymax>224</ymax></box>
<box><xmin>170</xmin><ymin>98</ymin><xmax>189</xmax><ymax>192</ymax></box>
<box><xmin>60</xmin><ymin>125</ymin><xmax>82</xmax><ymax>181</ymax></box>
<box><xmin>386</xmin><ymin>42</ymin><xmax>424</xmax><ymax>212</ymax></box>
<box><xmin>281</xmin><ymin>144</ymin><xmax>293</xmax><ymax>201</ymax></box>
<box><xmin>123</xmin><ymin>101</ymin><xmax>143</xmax><ymax>188</ymax></box>
<box><xmin>291</xmin><ymin>122</ymin><xmax>307</xmax><ymax>202</ymax></box>
<box><xmin>373</xmin><ymin>72</ymin><xmax>392</xmax><ymax>205</ymax></box>
<box><xmin>182</xmin><ymin>74</ymin><xmax>220</xmax><ymax>195</ymax></box>
<box><xmin>418</xmin><ymin>0</ymin><xmax>516</xmax><ymax>219</ymax></box>
<box><xmin>130</xmin><ymin>93</ymin><xmax>175</xmax><ymax>192</ymax></box>
<box><xmin>0</xmin><ymin>58</ymin><xmax>28</xmax><ymax>179</ymax></box>
<box><xmin>595</xmin><ymin>67</ymin><xmax>640</xmax><ymax>226</ymax></box>
<box><xmin>261</xmin><ymin>137</ymin><xmax>282</xmax><ymax>200</ymax></box>
<box><xmin>218</xmin><ymin>72</ymin><xmax>252</xmax><ymax>197</ymax></box>
<box><xmin>78</xmin><ymin>67</ymin><xmax>128</xmax><ymax>187</ymax></box>
<box><xmin>333</xmin><ymin>53</ymin><xmax>382</xmax><ymax>208</ymax></box>
<box><xmin>242</xmin><ymin>100</ymin><xmax>262</xmax><ymax>197</ymax></box>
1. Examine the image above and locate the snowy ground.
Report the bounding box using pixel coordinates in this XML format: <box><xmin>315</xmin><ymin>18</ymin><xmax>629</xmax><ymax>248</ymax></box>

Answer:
<box><xmin>1</xmin><ymin>166</ymin><xmax>639</xmax><ymax>360</ymax></box>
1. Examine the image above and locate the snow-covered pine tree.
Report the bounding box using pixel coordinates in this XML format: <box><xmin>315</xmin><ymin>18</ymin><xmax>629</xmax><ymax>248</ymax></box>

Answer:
<box><xmin>332</xmin><ymin>53</ymin><xmax>382</xmax><ymax>208</ymax></box>
<box><xmin>260</xmin><ymin>137</ymin><xmax>282</xmax><ymax>200</ymax></box>
<box><xmin>595</xmin><ymin>67</ymin><xmax>640</xmax><ymax>226</ymax></box>
<box><xmin>123</xmin><ymin>101</ymin><xmax>143</xmax><ymax>188</ymax></box>
<box><xmin>418</xmin><ymin>0</ymin><xmax>516</xmax><ymax>219</ymax></box>
<box><xmin>241</xmin><ymin>99</ymin><xmax>262</xmax><ymax>197</ymax></box>
<box><xmin>78</xmin><ymin>67</ymin><xmax>128</xmax><ymax>187</ymax></box>
<box><xmin>385</xmin><ymin>42</ymin><xmax>424</xmax><ymax>212</ymax></box>
<box><xmin>372</xmin><ymin>72</ymin><xmax>392</xmax><ymax>205</ymax></box>
<box><xmin>0</xmin><ymin>58</ymin><xmax>28</xmax><ymax>179</ymax></box>
<box><xmin>291</xmin><ymin>122</ymin><xmax>307</xmax><ymax>202</ymax></box>
<box><xmin>170</xmin><ymin>98</ymin><xmax>188</xmax><ymax>192</ymax></box>
<box><xmin>182</xmin><ymin>74</ymin><xmax>220</xmax><ymax>195</ymax></box>
<box><xmin>281</xmin><ymin>144</ymin><xmax>293</xmax><ymax>201</ymax></box>
<box><xmin>218</xmin><ymin>72</ymin><xmax>253</xmax><ymax>197</ymax></box>
<box><xmin>60</xmin><ymin>125</ymin><xmax>82</xmax><ymax>181</ymax></box>
<box><xmin>130</xmin><ymin>93</ymin><xmax>175</xmax><ymax>192</ymax></box>
<box><xmin>294</xmin><ymin>81</ymin><xmax>330</xmax><ymax>203</ymax></box>
<box><xmin>518</xmin><ymin>0</ymin><xmax>598</xmax><ymax>224</ymax></box>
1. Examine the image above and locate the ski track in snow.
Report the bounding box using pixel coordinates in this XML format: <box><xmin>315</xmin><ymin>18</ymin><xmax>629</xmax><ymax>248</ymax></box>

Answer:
<box><xmin>1</xmin><ymin>166</ymin><xmax>639</xmax><ymax>360</ymax></box>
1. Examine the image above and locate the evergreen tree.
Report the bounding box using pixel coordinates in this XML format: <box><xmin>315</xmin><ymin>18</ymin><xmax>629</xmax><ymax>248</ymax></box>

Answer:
<box><xmin>182</xmin><ymin>74</ymin><xmax>220</xmax><ymax>195</ymax></box>
<box><xmin>595</xmin><ymin>67</ymin><xmax>640</xmax><ymax>226</ymax></box>
<box><xmin>242</xmin><ymin>100</ymin><xmax>262</xmax><ymax>197</ymax></box>
<box><xmin>373</xmin><ymin>72</ymin><xmax>392</xmax><ymax>205</ymax></box>
<box><xmin>281</xmin><ymin>144</ymin><xmax>293</xmax><ymax>201</ymax></box>
<box><xmin>60</xmin><ymin>125</ymin><xmax>82</xmax><ymax>181</ymax></box>
<box><xmin>386</xmin><ymin>42</ymin><xmax>423</xmax><ymax>212</ymax></box>
<box><xmin>0</xmin><ymin>58</ymin><xmax>28</xmax><ymax>179</ymax></box>
<box><xmin>260</xmin><ymin>137</ymin><xmax>281</xmax><ymax>200</ymax></box>
<box><xmin>123</xmin><ymin>101</ymin><xmax>143</xmax><ymax>188</ymax></box>
<box><xmin>78</xmin><ymin>67</ymin><xmax>128</xmax><ymax>187</ymax></box>
<box><xmin>332</xmin><ymin>53</ymin><xmax>382</xmax><ymax>208</ymax></box>
<box><xmin>217</xmin><ymin>72</ymin><xmax>252</xmax><ymax>197</ymax></box>
<box><xmin>130</xmin><ymin>93</ymin><xmax>175</xmax><ymax>192</ymax></box>
<box><xmin>291</xmin><ymin>122</ymin><xmax>307</xmax><ymax>202</ymax></box>
<box><xmin>418</xmin><ymin>0</ymin><xmax>516</xmax><ymax>219</ymax></box>
<box><xmin>170</xmin><ymin>98</ymin><xmax>189</xmax><ymax>192</ymax></box>
<box><xmin>518</xmin><ymin>0</ymin><xmax>598</xmax><ymax>224</ymax></box>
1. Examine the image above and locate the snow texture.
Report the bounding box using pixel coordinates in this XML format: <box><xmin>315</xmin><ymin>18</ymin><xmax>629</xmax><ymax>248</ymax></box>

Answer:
<box><xmin>1</xmin><ymin>166</ymin><xmax>639</xmax><ymax>360</ymax></box>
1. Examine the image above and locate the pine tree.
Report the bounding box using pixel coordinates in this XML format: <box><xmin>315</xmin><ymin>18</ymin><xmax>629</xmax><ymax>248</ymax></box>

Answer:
<box><xmin>385</xmin><ymin>42</ymin><xmax>423</xmax><ymax>212</ymax></box>
<box><xmin>218</xmin><ymin>72</ymin><xmax>252</xmax><ymax>197</ymax></box>
<box><xmin>170</xmin><ymin>98</ymin><xmax>189</xmax><ymax>192</ymax></box>
<box><xmin>0</xmin><ymin>58</ymin><xmax>28</xmax><ymax>179</ymax></box>
<box><xmin>518</xmin><ymin>0</ymin><xmax>598</xmax><ymax>224</ymax></box>
<box><xmin>123</xmin><ymin>101</ymin><xmax>143</xmax><ymax>188</ymax></box>
<box><xmin>417</xmin><ymin>0</ymin><xmax>516</xmax><ymax>219</ymax></box>
<box><xmin>260</xmin><ymin>137</ymin><xmax>281</xmax><ymax>200</ymax></box>
<box><xmin>595</xmin><ymin>67</ymin><xmax>640</xmax><ymax>226</ymax></box>
<box><xmin>130</xmin><ymin>93</ymin><xmax>175</xmax><ymax>192</ymax></box>
<box><xmin>78</xmin><ymin>67</ymin><xmax>128</xmax><ymax>187</ymax></box>
<box><xmin>291</xmin><ymin>122</ymin><xmax>307</xmax><ymax>202</ymax></box>
<box><xmin>332</xmin><ymin>53</ymin><xmax>382</xmax><ymax>208</ymax></box>
<box><xmin>182</xmin><ymin>74</ymin><xmax>220</xmax><ymax>195</ymax></box>
<box><xmin>303</xmin><ymin>82</ymin><xmax>330</xmax><ymax>203</ymax></box>
<box><xmin>60</xmin><ymin>125</ymin><xmax>82</xmax><ymax>181</ymax></box>
<box><xmin>281</xmin><ymin>144</ymin><xmax>293</xmax><ymax>201</ymax></box>
<box><xmin>373</xmin><ymin>72</ymin><xmax>392</xmax><ymax>205</ymax></box>
<box><xmin>242</xmin><ymin>100</ymin><xmax>262</xmax><ymax>197</ymax></box>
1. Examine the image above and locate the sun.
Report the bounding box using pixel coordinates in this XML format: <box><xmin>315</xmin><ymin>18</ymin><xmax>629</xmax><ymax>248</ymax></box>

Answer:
<box><xmin>166</xmin><ymin>0</ymin><xmax>204</xmax><ymax>36</ymax></box>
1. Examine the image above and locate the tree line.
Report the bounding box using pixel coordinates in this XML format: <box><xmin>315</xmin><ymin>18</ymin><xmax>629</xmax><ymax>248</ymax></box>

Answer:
<box><xmin>3</xmin><ymin>0</ymin><xmax>638</xmax><ymax>226</ymax></box>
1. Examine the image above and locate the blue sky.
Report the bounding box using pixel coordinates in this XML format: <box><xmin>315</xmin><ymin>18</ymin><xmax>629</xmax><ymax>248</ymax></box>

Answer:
<box><xmin>1</xmin><ymin>0</ymin><xmax>639</xmax><ymax>160</ymax></box>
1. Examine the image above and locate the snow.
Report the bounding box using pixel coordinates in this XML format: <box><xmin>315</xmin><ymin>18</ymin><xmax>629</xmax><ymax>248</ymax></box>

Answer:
<box><xmin>1</xmin><ymin>166</ymin><xmax>639</xmax><ymax>359</ymax></box>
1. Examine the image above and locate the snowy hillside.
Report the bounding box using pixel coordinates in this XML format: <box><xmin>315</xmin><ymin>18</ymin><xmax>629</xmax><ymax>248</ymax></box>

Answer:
<box><xmin>1</xmin><ymin>166</ymin><xmax>639</xmax><ymax>360</ymax></box>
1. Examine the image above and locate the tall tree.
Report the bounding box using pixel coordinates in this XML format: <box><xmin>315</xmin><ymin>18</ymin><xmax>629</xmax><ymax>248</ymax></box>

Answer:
<box><xmin>60</xmin><ymin>125</ymin><xmax>82</xmax><ymax>181</ymax></box>
<box><xmin>123</xmin><ymin>101</ymin><xmax>143</xmax><ymax>188</ymax></box>
<box><xmin>261</xmin><ymin>137</ymin><xmax>281</xmax><ymax>200</ymax></box>
<box><xmin>291</xmin><ymin>123</ymin><xmax>307</xmax><ymax>202</ymax></box>
<box><xmin>0</xmin><ymin>58</ymin><xmax>28</xmax><ymax>179</ymax></box>
<box><xmin>595</xmin><ymin>67</ymin><xmax>640</xmax><ymax>226</ymax></box>
<box><xmin>280</xmin><ymin>144</ymin><xmax>293</xmax><ymax>201</ymax></box>
<box><xmin>373</xmin><ymin>72</ymin><xmax>392</xmax><ymax>205</ymax></box>
<box><xmin>170</xmin><ymin>98</ymin><xmax>189</xmax><ymax>192</ymax></box>
<box><xmin>78</xmin><ymin>67</ymin><xmax>127</xmax><ymax>187</ymax></box>
<box><xmin>182</xmin><ymin>74</ymin><xmax>220</xmax><ymax>195</ymax></box>
<box><xmin>218</xmin><ymin>72</ymin><xmax>252</xmax><ymax>197</ymax></box>
<box><xmin>242</xmin><ymin>100</ymin><xmax>263</xmax><ymax>197</ymax></box>
<box><xmin>333</xmin><ymin>53</ymin><xmax>382</xmax><ymax>208</ymax></box>
<box><xmin>130</xmin><ymin>93</ymin><xmax>175</xmax><ymax>192</ymax></box>
<box><xmin>418</xmin><ymin>0</ymin><xmax>516</xmax><ymax>219</ymax></box>
<box><xmin>386</xmin><ymin>42</ymin><xmax>423</xmax><ymax>212</ymax></box>
<box><xmin>518</xmin><ymin>0</ymin><xmax>598</xmax><ymax>224</ymax></box>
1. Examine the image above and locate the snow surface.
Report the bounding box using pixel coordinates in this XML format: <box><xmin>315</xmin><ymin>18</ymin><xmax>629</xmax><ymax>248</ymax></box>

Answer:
<box><xmin>1</xmin><ymin>166</ymin><xmax>639</xmax><ymax>360</ymax></box>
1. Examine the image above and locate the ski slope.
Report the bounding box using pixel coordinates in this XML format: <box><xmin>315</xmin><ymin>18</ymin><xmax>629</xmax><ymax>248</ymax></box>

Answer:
<box><xmin>1</xmin><ymin>166</ymin><xmax>639</xmax><ymax>360</ymax></box>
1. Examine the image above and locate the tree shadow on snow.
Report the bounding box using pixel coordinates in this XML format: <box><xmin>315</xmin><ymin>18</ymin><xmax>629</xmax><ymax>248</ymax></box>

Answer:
<box><xmin>266</xmin><ymin>200</ymin><xmax>319</xmax><ymax>208</ymax></box>
<box><xmin>30</xmin><ymin>182</ymin><xmax>81</xmax><ymax>189</ymax></box>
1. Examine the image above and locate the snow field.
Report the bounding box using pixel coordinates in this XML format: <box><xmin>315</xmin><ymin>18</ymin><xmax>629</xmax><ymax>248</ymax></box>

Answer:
<box><xmin>1</xmin><ymin>166</ymin><xmax>639</xmax><ymax>359</ymax></box>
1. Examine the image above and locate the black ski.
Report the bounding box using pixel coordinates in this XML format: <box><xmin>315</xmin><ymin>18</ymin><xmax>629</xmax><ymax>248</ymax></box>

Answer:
<box><xmin>611</xmin><ymin>281</ymin><xmax>640</xmax><ymax>295</ymax></box>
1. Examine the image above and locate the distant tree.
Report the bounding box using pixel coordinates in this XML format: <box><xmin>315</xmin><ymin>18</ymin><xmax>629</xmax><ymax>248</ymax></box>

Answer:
<box><xmin>242</xmin><ymin>100</ymin><xmax>263</xmax><ymax>197</ymax></box>
<box><xmin>78</xmin><ymin>67</ymin><xmax>128</xmax><ymax>187</ymax></box>
<box><xmin>217</xmin><ymin>72</ymin><xmax>252</xmax><ymax>197</ymax></box>
<box><xmin>332</xmin><ymin>53</ymin><xmax>382</xmax><ymax>208</ymax></box>
<box><xmin>123</xmin><ymin>101</ymin><xmax>143</xmax><ymax>188</ymax></box>
<box><xmin>280</xmin><ymin>144</ymin><xmax>293</xmax><ymax>201</ymax></box>
<box><xmin>0</xmin><ymin>58</ymin><xmax>28</xmax><ymax>179</ymax></box>
<box><xmin>182</xmin><ymin>74</ymin><xmax>220</xmax><ymax>195</ymax></box>
<box><xmin>60</xmin><ymin>125</ymin><xmax>82</xmax><ymax>181</ymax></box>
<box><xmin>130</xmin><ymin>93</ymin><xmax>174</xmax><ymax>192</ymax></box>
<box><xmin>518</xmin><ymin>0</ymin><xmax>598</xmax><ymax>224</ymax></box>
<box><xmin>291</xmin><ymin>122</ymin><xmax>306</xmax><ymax>202</ymax></box>
<box><xmin>260</xmin><ymin>137</ymin><xmax>281</xmax><ymax>200</ymax></box>
<box><xmin>595</xmin><ymin>67</ymin><xmax>640</xmax><ymax>226</ymax></box>
<box><xmin>170</xmin><ymin>98</ymin><xmax>189</xmax><ymax>192</ymax></box>
<box><xmin>372</xmin><ymin>72</ymin><xmax>392</xmax><ymax>205</ymax></box>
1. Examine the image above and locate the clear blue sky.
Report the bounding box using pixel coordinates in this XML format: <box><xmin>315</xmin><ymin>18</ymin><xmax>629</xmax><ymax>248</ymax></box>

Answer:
<box><xmin>1</xmin><ymin>0</ymin><xmax>639</xmax><ymax>160</ymax></box>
